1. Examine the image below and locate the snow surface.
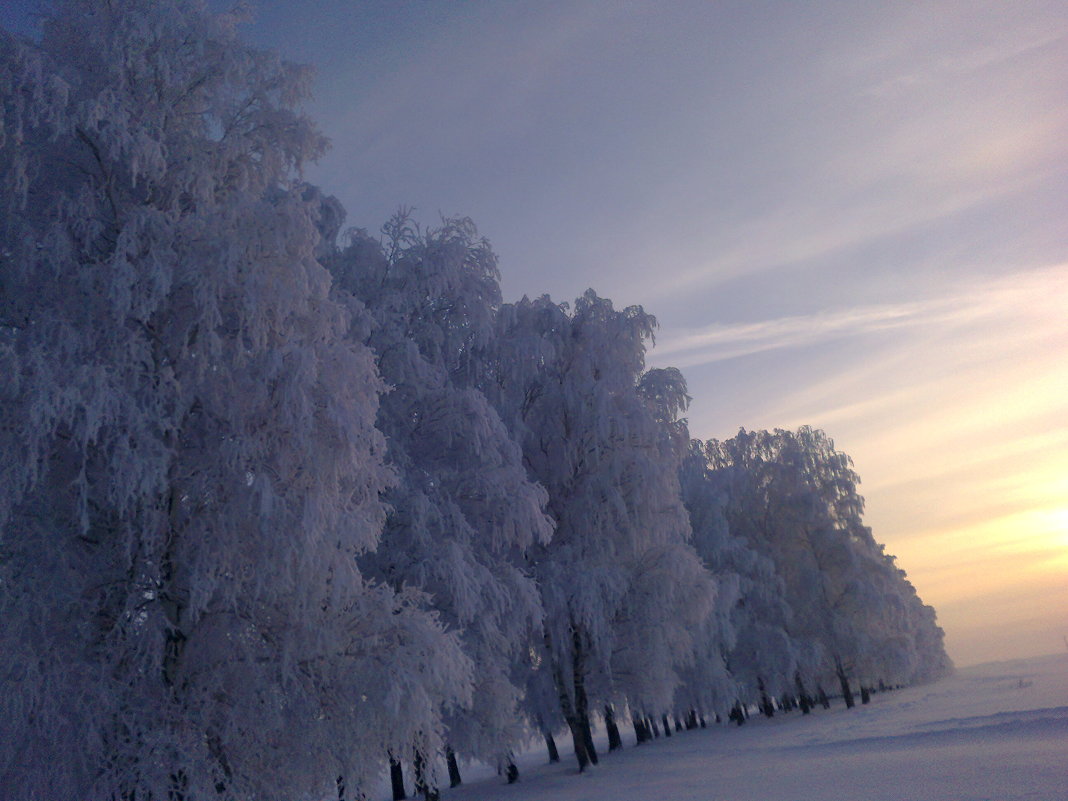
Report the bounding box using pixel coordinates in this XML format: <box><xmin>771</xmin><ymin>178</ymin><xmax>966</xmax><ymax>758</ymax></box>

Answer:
<box><xmin>411</xmin><ymin>654</ymin><xmax>1067</xmax><ymax>801</ymax></box>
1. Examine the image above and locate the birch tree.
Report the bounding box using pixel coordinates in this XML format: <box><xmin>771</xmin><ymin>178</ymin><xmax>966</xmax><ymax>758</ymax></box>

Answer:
<box><xmin>706</xmin><ymin>427</ymin><xmax>950</xmax><ymax>706</ymax></box>
<box><xmin>1</xmin><ymin>4</ymin><xmax>467</xmax><ymax>799</ymax></box>
<box><xmin>489</xmin><ymin>293</ymin><xmax>715</xmax><ymax>768</ymax></box>
<box><xmin>329</xmin><ymin>215</ymin><xmax>552</xmax><ymax>792</ymax></box>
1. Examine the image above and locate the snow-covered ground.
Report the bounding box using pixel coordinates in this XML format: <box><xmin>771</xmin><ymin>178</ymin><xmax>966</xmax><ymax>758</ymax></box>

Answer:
<box><xmin>408</xmin><ymin>653</ymin><xmax>1068</xmax><ymax>801</ymax></box>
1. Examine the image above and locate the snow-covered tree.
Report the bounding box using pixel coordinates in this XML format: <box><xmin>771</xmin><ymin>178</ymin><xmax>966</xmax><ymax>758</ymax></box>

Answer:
<box><xmin>329</xmin><ymin>214</ymin><xmax>552</xmax><ymax>792</ymax></box>
<box><xmin>677</xmin><ymin>440</ymin><xmax>794</xmax><ymax>717</ymax></box>
<box><xmin>705</xmin><ymin>427</ymin><xmax>951</xmax><ymax>706</ymax></box>
<box><xmin>489</xmin><ymin>293</ymin><xmax>715</xmax><ymax>769</ymax></box>
<box><xmin>1</xmin><ymin>3</ymin><xmax>468</xmax><ymax>799</ymax></box>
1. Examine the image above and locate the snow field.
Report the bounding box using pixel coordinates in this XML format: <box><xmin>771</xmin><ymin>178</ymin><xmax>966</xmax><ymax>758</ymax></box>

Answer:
<box><xmin>427</xmin><ymin>654</ymin><xmax>1068</xmax><ymax>801</ymax></box>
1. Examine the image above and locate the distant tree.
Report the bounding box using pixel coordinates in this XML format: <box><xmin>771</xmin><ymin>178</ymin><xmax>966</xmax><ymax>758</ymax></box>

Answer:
<box><xmin>0</xmin><ymin>3</ymin><xmax>467</xmax><ymax>799</ymax></box>
<box><xmin>706</xmin><ymin>427</ymin><xmax>951</xmax><ymax>706</ymax></box>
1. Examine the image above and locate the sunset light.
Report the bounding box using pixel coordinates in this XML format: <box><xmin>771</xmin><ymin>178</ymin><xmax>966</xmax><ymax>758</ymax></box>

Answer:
<box><xmin>2</xmin><ymin>2</ymin><xmax>1066</xmax><ymax>799</ymax></box>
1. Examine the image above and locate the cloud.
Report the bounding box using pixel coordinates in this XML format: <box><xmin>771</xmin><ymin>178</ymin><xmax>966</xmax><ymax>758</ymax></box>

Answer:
<box><xmin>657</xmin><ymin>262</ymin><xmax>1068</xmax><ymax>365</ymax></box>
<box><xmin>655</xmin><ymin>297</ymin><xmax>954</xmax><ymax>366</ymax></box>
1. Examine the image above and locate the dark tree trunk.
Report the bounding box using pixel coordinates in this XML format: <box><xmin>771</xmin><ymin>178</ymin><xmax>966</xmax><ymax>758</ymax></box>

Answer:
<box><xmin>861</xmin><ymin>686</ymin><xmax>871</xmax><ymax>704</ymax></box>
<box><xmin>795</xmin><ymin>672</ymin><xmax>812</xmax><ymax>715</ymax></box>
<box><xmin>544</xmin><ymin>731</ymin><xmax>560</xmax><ymax>763</ymax></box>
<box><xmin>390</xmin><ymin>757</ymin><xmax>407</xmax><ymax>801</ymax></box>
<box><xmin>662</xmin><ymin>714</ymin><xmax>672</xmax><ymax>737</ymax></box>
<box><xmin>729</xmin><ymin>703</ymin><xmax>745</xmax><ymax>726</ymax></box>
<box><xmin>674</xmin><ymin>717</ymin><xmax>683</xmax><ymax>733</ymax></box>
<box><xmin>632</xmin><ymin>713</ymin><xmax>649</xmax><ymax>744</ymax></box>
<box><xmin>580</xmin><ymin>713</ymin><xmax>598</xmax><ymax>766</ymax></box>
<box><xmin>337</xmin><ymin>775</ymin><xmax>346</xmax><ymax>800</ymax></box>
<box><xmin>554</xmin><ymin>627</ymin><xmax>598</xmax><ymax>771</ymax></box>
<box><xmin>445</xmin><ymin>747</ymin><xmax>462</xmax><ymax>787</ymax></box>
<box><xmin>563</xmin><ymin>710</ymin><xmax>592</xmax><ymax>770</ymax></box>
<box><xmin>604</xmin><ymin>705</ymin><xmax>623</xmax><ymax>751</ymax></box>
<box><xmin>555</xmin><ymin>669</ymin><xmax>591</xmax><ymax>771</ymax></box>
<box><xmin>817</xmin><ymin>683</ymin><xmax>830</xmax><ymax>710</ymax></box>
<box><xmin>571</xmin><ymin>630</ymin><xmax>598</xmax><ymax>767</ymax></box>
<box><xmin>650</xmin><ymin>717</ymin><xmax>661</xmax><ymax>737</ymax></box>
<box><xmin>685</xmin><ymin>710</ymin><xmax>698</xmax><ymax>730</ymax></box>
<box><xmin>836</xmin><ymin>658</ymin><xmax>855</xmax><ymax>709</ymax></box>
<box><xmin>758</xmin><ymin>678</ymin><xmax>775</xmax><ymax>718</ymax></box>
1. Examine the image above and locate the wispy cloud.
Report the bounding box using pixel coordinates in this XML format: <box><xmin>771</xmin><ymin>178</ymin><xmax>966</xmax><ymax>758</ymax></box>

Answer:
<box><xmin>656</xmin><ymin>264</ymin><xmax>1068</xmax><ymax>368</ymax></box>
<box><xmin>656</xmin><ymin>297</ymin><xmax>954</xmax><ymax>366</ymax></box>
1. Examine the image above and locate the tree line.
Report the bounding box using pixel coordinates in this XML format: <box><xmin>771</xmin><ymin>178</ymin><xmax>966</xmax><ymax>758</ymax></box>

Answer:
<box><xmin>0</xmin><ymin>2</ymin><xmax>950</xmax><ymax>799</ymax></box>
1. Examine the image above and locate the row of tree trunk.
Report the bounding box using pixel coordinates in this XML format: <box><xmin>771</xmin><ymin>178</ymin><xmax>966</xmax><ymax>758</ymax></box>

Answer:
<box><xmin>384</xmin><ymin>646</ymin><xmax>879</xmax><ymax>801</ymax></box>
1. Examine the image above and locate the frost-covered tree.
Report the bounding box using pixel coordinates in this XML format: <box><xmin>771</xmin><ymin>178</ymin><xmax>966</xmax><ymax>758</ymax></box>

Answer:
<box><xmin>329</xmin><ymin>214</ymin><xmax>552</xmax><ymax>792</ymax></box>
<box><xmin>614</xmin><ymin>369</ymin><xmax>718</xmax><ymax>723</ymax></box>
<box><xmin>705</xmin><ymin>427</ymin><xmax>950</xmax><ymax>707</ymax></box>
<box><xmin>0</xmin><ymin>3</ymin><xmax>467</xmax><ymax>799</ymax></box>
<box><xmin>489</xmin><ymin>293</ymin><xmax>715</xmax><ymax>769</ymax></box>
<box><xmin>677</xmin><ymin>440</ymin><xmax>796</xmax><ymax>717</ymax></box>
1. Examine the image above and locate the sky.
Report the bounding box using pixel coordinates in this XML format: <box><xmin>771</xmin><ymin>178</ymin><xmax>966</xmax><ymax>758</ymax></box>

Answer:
<box><xmin>5</xmin><ymin>0</ymin><xmax>1067</xmax><ymax>667</ymax></box>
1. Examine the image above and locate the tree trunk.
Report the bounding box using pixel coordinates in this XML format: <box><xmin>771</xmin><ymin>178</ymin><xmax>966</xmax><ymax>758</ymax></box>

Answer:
<box><xmin>632</xmin><ymin>713</ymin><xmax>649</xmax><ymax>744</ymax></box>
<box><xmin>817</xmin><ymin>683</ymin><xmax>830</xmax><ymax>709</ymax></box>
<box><xmin>390</xmin><ymin>757</ymin><xmax>407</xmax><ymax>801</ymax></box>
<box><xmin>551</xmin><ymin>627</ymin><xmax>597</xmax><ymax>771</ymax></box>
<box><xmin>836</xmin><ymin>658</ymin><xmax>855</xmax><ymax>709</ymax></box>
<box><xmin>662</xmin><ymin>714</ymin><xmax>672</xmax><ymax>737</ymax></box>
<box><xmin>756</xmin><ymin>679</ymin><xmax>773</xmax><ymax>721</ymax></box>
<box><xmin>861</xmin><ymin>686</ymin><xmax>871</xmax><ymax>704</ymax></box>
<box><xmin>795</xmin><ymin>672</ymin><xmax>812</xmax><ymax>715</ymax></box>
<box><xmin>544</xmin><ymin>731</ymin><xmax>560</xmax><ymax>763</ymax></box>
<box><xmin>571</xmin><ymin>629</ymin><xmax>598</xmax><ymax>766</ymax></box>
<box><xmin>445</xmin><ymin>747</ymin><xmax>462</xmax><ymax>787</ymax></box>
<box><xmin>561</xmin><ymin>704</ymin><xmax>592</xmax><ymax>770</ymax></box>
<box><xmin>556</xmin><ymin>663</ymin><xmax>594</xmax><ymax>772</ymax></box>
<box><xmin>604</xmin><ymin>705</ymin><xmax>623</xmax><ymax>751</ymax></box>
<box><xmin>650</xmin><ymin>716</ymin><xmax>661</xmax><ymax>737</ymax></box>
<box><xmin>580</xmin><ymin>712</ymin><xmax>598</xmax><ymax>766</ymax></box>
<box><xmin>729</xmin><ymin>703</ymin><xmax>745</xmax><ymax>726</ymax></box>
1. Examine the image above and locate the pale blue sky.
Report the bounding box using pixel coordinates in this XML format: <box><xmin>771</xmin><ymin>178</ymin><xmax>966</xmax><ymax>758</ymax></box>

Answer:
<box><xmin>6</xmin><ymin>0</ymin><xmax>1067</xmax><ymax>666</ymax></box>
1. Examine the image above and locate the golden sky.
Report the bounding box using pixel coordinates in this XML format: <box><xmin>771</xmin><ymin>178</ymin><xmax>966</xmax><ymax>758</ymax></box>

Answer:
<box><xmin>657</xmin><ymin>264</ymin><xmax>1068</xmax><ymax>666</ymax></box>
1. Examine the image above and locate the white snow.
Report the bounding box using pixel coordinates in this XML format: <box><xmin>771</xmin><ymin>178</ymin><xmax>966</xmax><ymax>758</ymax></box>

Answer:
<box><xmin>423</xmin><ymin>653</ymin><xmax>1068</xmax><ymax>801</ymax></box>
